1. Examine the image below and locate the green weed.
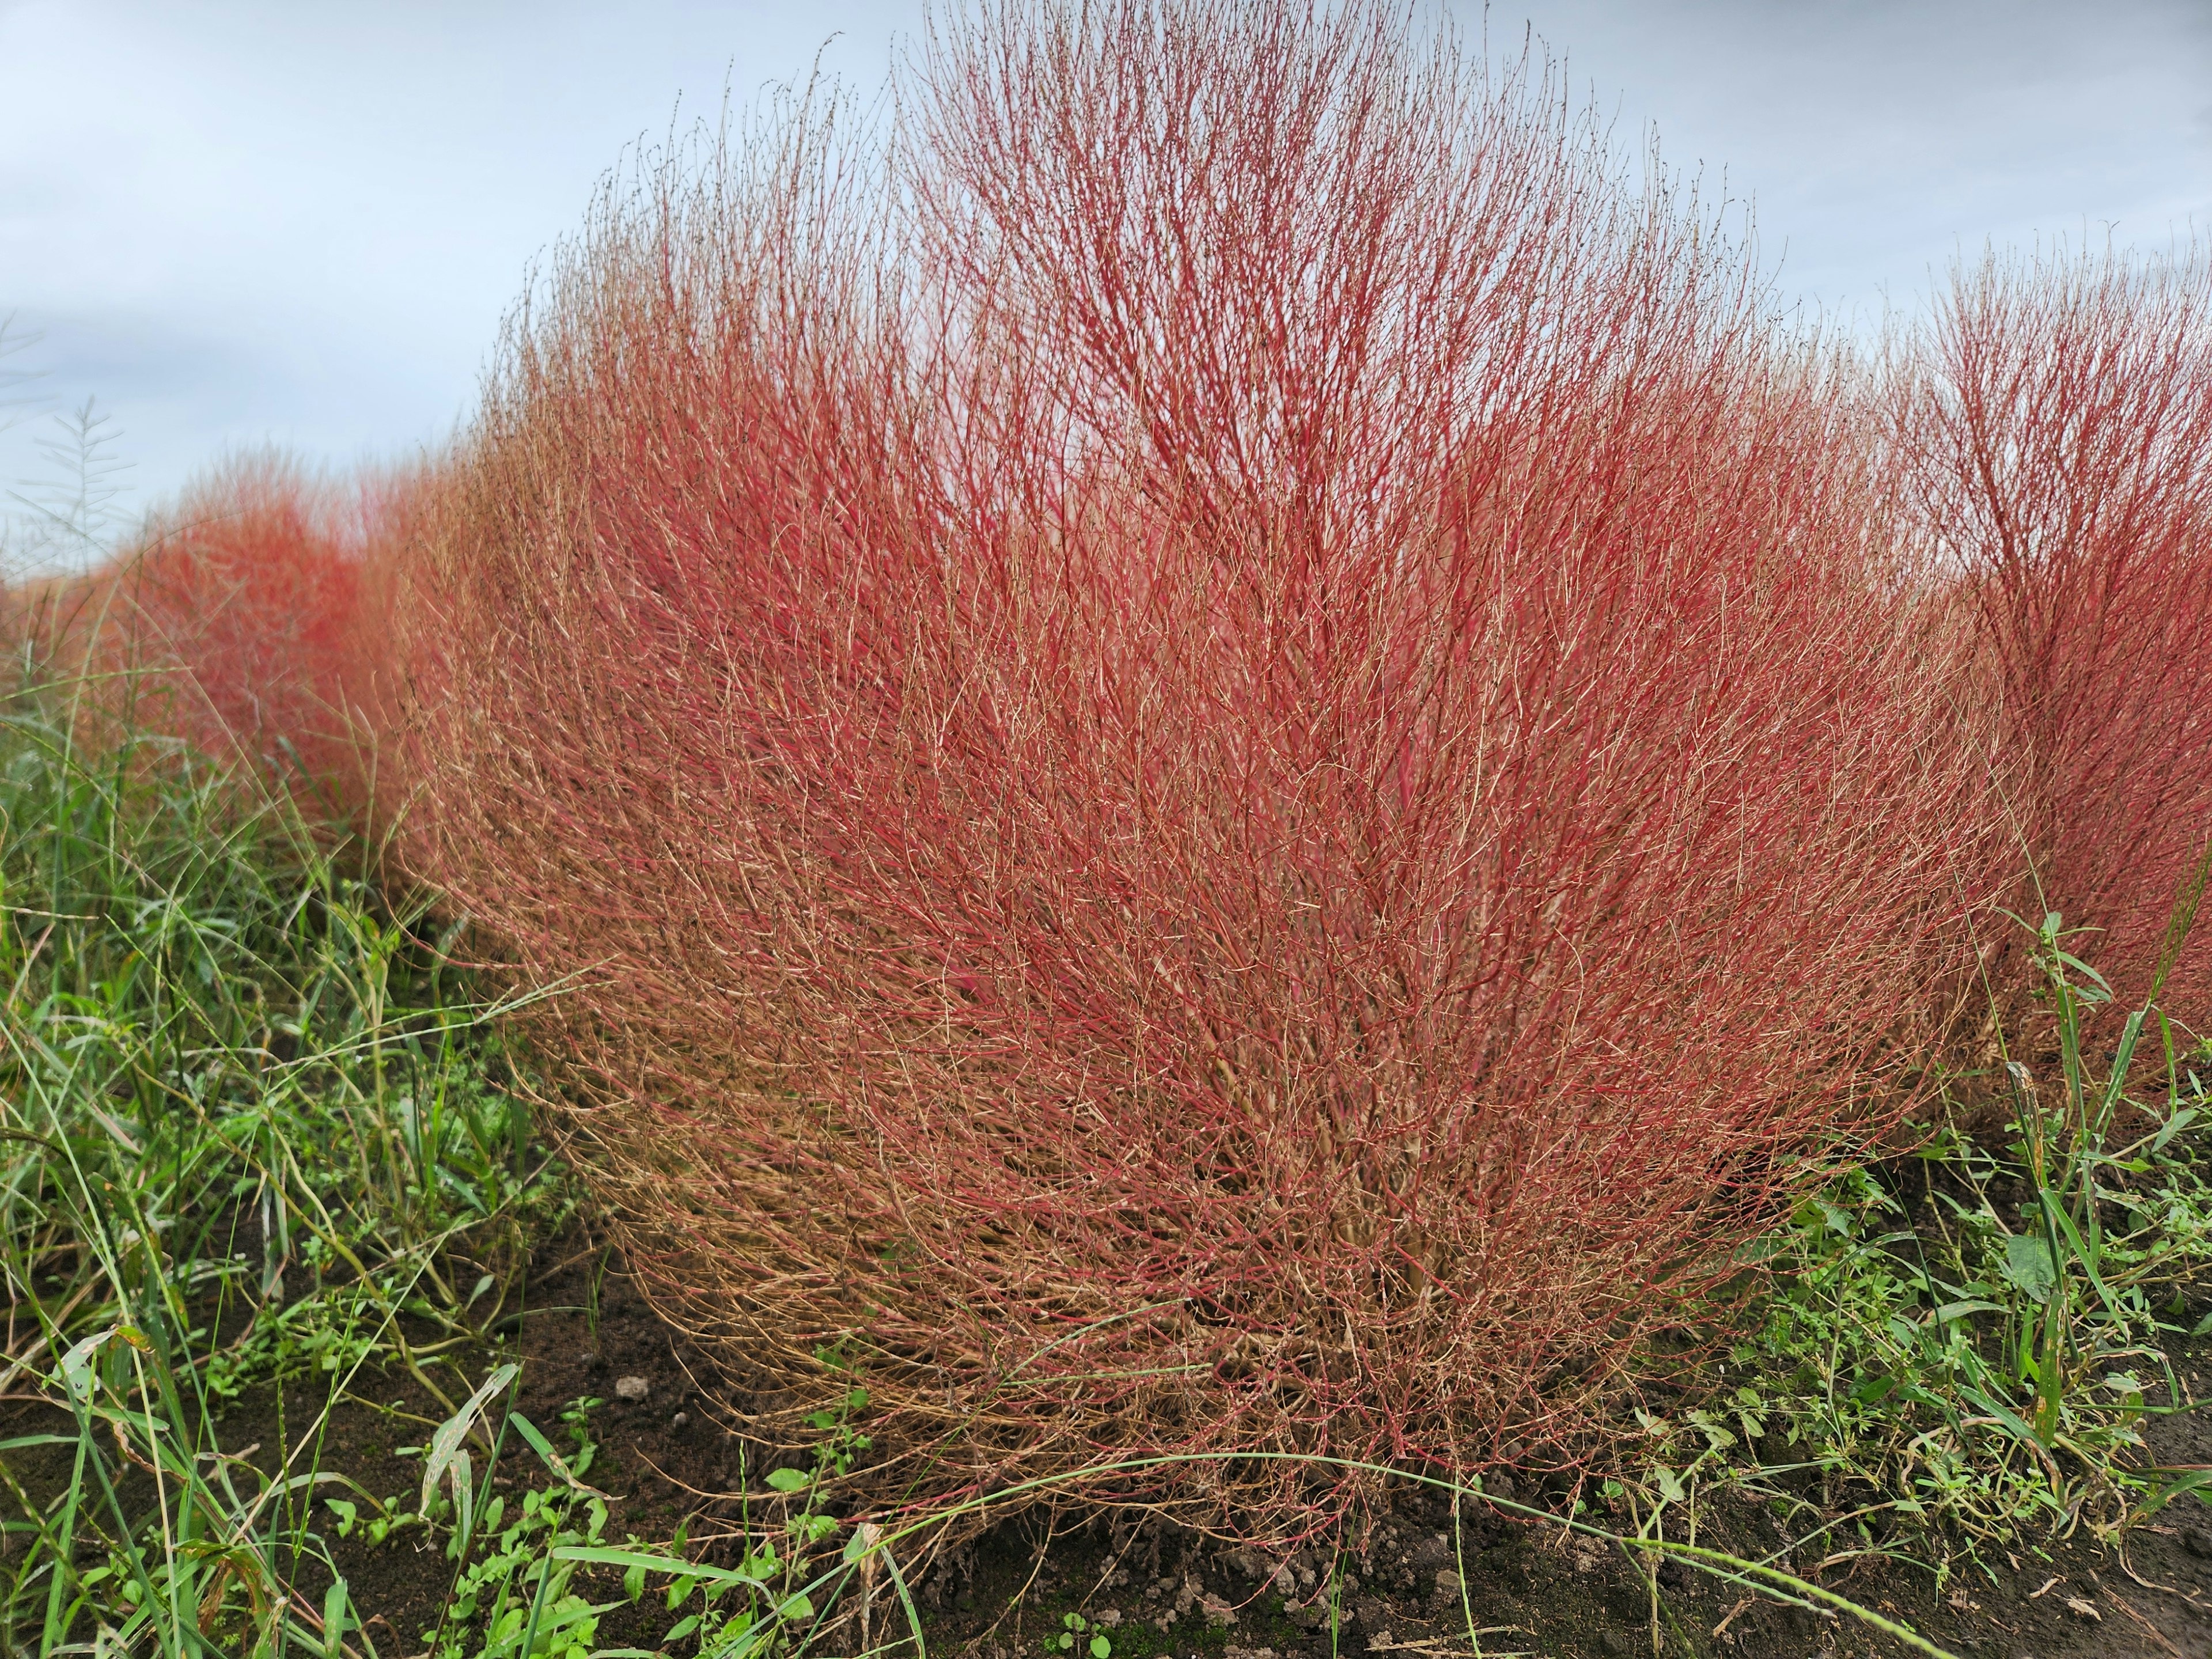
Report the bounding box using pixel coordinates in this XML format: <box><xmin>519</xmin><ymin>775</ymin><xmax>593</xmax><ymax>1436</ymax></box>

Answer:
<box><xmin>1615</xmin><ymin>907</ymin><xmax>2212</xmax><ymax>1594</ymax></box>
<box><xmin>0</xmin><ymin>675</ymin><xmax>567</xmax><ymax>1656</ymax></box>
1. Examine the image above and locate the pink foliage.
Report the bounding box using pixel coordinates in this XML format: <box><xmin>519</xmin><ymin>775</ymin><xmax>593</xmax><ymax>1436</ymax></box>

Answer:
<box><xmin>26</xmin><ymin>454</ymin><xmax>398</xmax><ymax>809</ymax></box>
<box><xmin>395</xmin><ymin>0</ymin><xmax>1994</xmax><ymax>1532</ymax></box>
<box><xmin>1901</xmin><ymin>244</ymin><xmax>2212</xmax><ymax>1017</ymax></box>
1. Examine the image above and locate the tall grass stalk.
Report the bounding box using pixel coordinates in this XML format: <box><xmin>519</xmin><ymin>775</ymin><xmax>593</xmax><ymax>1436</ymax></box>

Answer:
<box><xmin>0</xmin><ymin>667</ymin><xmax>564</xmax><ymax>1655</ymax></box>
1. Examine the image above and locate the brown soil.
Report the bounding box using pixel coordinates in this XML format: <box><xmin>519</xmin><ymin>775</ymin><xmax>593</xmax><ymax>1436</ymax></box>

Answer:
<box><xmin>3</xmin><ymin>1233</ymin><xmax>768</xmax><ymax>1656</ymax></box>
<box><xmin>915</xmin><ymin>1456</ymin><xmax>2212</xmax><ymax>1659</ymax></box>
<box><xmin>6</xmin><ymin>1240</ymin><xmax>2209</xmax><ymax>1659</ymax></box>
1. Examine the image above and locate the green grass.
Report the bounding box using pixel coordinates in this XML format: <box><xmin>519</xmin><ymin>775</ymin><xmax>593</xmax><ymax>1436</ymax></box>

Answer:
<box><xmin>0</xmin><ymin>675</ymin><xmax>575</xmax><ymax>1655</ymax></box>
<box><xmin>5</xmin><ymin>667</ymin><xmax>2211</xmax><ymax>1659</ymax></box>
<box><xmin>0</xmin><ymin>679</ymin><xmax>931</xmax><ymax>1658</ymax></box>
<box><xmin>1599</xmin><ymin>908</ymin><xmax>2212</xmax><ymax>1596</ymax></box>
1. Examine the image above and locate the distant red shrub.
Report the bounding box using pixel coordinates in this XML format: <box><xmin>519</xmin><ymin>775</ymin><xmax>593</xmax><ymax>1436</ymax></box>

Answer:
<box><xmin>24</xmin><ymin>454</ymin><xmax>407</xmax><ymax>816</ymax></box>
<box><xmin>395</xmin><ymin>0</ymin><xmax>1995</xmax><ymax>1536</ymax></box>
<box><xmin>1901</xmin><ymin>245</ymin><xmax>2212</xmax><ymax>1018</ymax></box>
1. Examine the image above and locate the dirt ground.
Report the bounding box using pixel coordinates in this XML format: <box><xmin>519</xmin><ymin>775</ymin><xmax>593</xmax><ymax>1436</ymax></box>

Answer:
<box><xmin>911</xmin><ymin>1463</ymin><xmax>2212</xmax><ymax>1659</ymax></box>
<box><xmin>7</xmin><ymin>1240</ymin><xmax>2209</xmax><ymax>1659</ymax></box>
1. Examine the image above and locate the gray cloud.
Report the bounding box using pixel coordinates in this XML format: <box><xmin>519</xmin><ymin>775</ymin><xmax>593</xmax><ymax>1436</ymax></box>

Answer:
<box><xmin>1480</xmin><ymin>0</ymin><xmax>2212</xmax><ymax>315</ymax></box>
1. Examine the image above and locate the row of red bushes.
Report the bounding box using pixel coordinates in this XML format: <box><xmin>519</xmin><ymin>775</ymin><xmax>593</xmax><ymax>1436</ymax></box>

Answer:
<box><xmin>16</xmin><ymin>0</ymin><xmax>2212</xmax><ymax>1540</ymax></box>
<box><xmin>7</xmin><ymin>454</ymin><xmax>414</xmax><ymax>809</ymax></box>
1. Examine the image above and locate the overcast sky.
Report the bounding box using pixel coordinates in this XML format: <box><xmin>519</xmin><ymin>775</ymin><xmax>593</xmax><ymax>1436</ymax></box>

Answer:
<box><xmin>3</xmin><ymin>0</ymin><xmax>2208</xmax><ymax>567</ymax></box>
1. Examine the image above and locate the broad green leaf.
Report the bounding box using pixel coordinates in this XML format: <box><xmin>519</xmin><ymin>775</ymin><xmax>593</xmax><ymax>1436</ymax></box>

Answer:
<box><xmin>1932</xmin><ymin>1299</ymin><xmax>2006</xmax><ymax>1323</ymax></box>
<box><xmin>321</xmin><ymin>1577</ymin><xmax>351</xmax><ymax>1654</ymax></box>
<box><xmin>1999</xmin><ymin>1234</ymin><xmax>2056</xmax><ymax>1304</ymax></box>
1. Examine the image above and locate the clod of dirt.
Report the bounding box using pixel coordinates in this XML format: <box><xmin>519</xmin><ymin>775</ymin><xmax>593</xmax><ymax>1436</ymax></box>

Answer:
<box><xmin>1224</xmin><ymin>1547</ymin><xmax>1268</xmax><ymax>1579</ymax></box>
<box><xmin>614</xmin><ymin>1374</ymin><xmax>650</xmax><ymax>1402</ymax></box>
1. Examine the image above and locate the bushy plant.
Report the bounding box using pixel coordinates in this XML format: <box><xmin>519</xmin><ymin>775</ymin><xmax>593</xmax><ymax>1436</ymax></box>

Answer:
<box><xmin>1898</xmin><ymin>242</ymin><xmax>2212</xmax><ymax>1020</ymax></box>
<box><xmin>8</xmin><ymin>452</ymin><xmax>408</xmax><ymax>815</ymax></box>
<box><xmin>392</xmin><ymin>0</ymin><xmax>1999</xmax><ymax>1537</ymax></box>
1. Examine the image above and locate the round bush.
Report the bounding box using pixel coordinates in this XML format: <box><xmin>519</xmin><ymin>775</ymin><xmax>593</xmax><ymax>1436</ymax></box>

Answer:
<box><xmin>397</xmin><ymin>0</ymin><xmax>1998</xmax><ymax>1536</ymax></box>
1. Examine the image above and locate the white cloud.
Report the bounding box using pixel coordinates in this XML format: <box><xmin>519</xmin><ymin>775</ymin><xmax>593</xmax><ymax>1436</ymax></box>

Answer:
<box><xmin>1</xmin><ymin>0</ymin><xmax>918</xmax><ymax>560</ymax></box>
<box><xmin>1482</xmin><ymin>0</ymin><xmax>2212</xmax><ymax>316</ymax></box>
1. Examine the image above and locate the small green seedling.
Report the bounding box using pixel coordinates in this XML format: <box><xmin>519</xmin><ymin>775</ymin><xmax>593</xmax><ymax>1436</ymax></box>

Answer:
<box><xmin>1048</xmin><ymin>1610</ymin><xmax>1112</xmax><ymax>1658</ymax></box>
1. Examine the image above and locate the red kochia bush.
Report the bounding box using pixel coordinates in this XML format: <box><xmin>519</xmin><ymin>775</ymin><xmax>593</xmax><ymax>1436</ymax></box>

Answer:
<box><xmin>1900</xmin><ymin>245</ymin><xmax>2212</xmax><ymax>1019</ymax></box>
<box><xmin>400</xmin><ymin>0</ymin><xmax>1991</xmax><ymax>1533</ymax></box>
<box><xmin>28</xmin><ymin>454</ymin><xmax>402</xmax><ymax>812</ymax></box>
